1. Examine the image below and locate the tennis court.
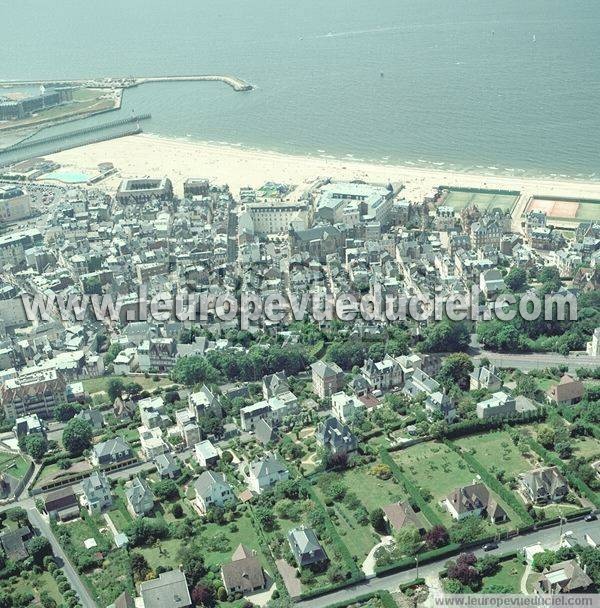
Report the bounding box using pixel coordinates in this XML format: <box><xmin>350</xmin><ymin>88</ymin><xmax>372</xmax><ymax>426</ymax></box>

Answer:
<box><xmin>527</xmin><ymin>196</ymin><xmax>600</xmax><ymax>224</ymax></box>
<box><xmin>442</xmin><ymin>188</ymin><xmax>519</xmax><ymax>213</ymax></box>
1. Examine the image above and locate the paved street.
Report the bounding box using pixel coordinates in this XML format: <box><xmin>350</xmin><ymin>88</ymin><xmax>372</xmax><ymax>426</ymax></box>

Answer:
<box><xmin>27</xmin><ymin>507</ymin><xmax>97</xmax><ymax>608</ymax></box>
<box><xmin>475</xmin><ymin>350</ymin><xmax>599</xmax><ymax>372</ymax></box>
<box><xmin>297</xmin><ymin>518</ymin><xmax>600</xmax><ymax>608</ymax></box>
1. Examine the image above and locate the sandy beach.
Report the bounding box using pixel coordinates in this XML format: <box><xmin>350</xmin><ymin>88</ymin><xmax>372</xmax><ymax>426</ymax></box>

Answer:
<box><xmin>47</xmin><ymin>133</ymin><xmax>600</xmax><ymax>202</ymax></box>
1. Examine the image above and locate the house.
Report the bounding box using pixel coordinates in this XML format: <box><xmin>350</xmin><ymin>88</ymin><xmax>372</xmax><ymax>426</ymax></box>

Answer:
<box><xmin>254</xmin><ymin>419</ymin><xmax>279</xmax><ymax>446</ymax></box>
<box><xmin>262</xmin><ymin>371</ymin><xmax>289</xmax><ymax>399</ymax></box>
<box><xmin>331</xmin><ymin>391</ymin><xmax>364</xmax><ymax>424</ymax></box>
<box><xmin>316</xmin><ymin>416</ymin><xmax>357</xmax><ymax>455</ymax></box>
<box><xmin>91</xmin><ymin>437</ymin><xmax>133</xmax><ymax>467</ymax></box>
<box><xmin>188</xmin><ymin>385</ymin><xmax>223</xmax><ymax>419</ymax></box>
<box><xmin>139</xmin><ymin>425</ymin><xmax>168</xmax><ymax>460</ymax></box>
<box><xmin>239</xmin><ymin>392</ymin><xmax>298</xmax><ymax>431</ymax></box>
<box><xmin>547</xmin><ymin>374</ymin><xmax>584</xmax><ymax>406</ymax></box>
<box><xmin>113</xmin><ymin>396</ymin><xmax>136</xmax><ymax>421</ymax></box>
<box><xmin>288</xmin><ymin>526</ymin><xmax>328</xmax><ymax>569</ymax></box>
<box><xmin>425</xmin><ymin>390</ymin><xmax>456</xmax><ymax>422</ymax></box>
<box><xmin>44</xmin><ymin>486</ymin><xmax>79</xmax><ymax>521</ymax></box>
<box><xmin>248</xmin><ymin>454</ymin><xmax>289</xmax><ymax>494</ymax></box>
<box><xmin>443</xmin><ymin>482</ymin><xmax>507</xmax><ymax>523</ymax></box>
<box><xmin>107</xmin><ymin>591</ymin><xmax>135</xmax><ymax>608</ymax></box>
<box><xmin>381</xmin><ymin>501</ymin><xmax>426</xmax><ymax>535</ymax></box>
<box><xmin>138</xmin><ymin>396</ymin><xmax>170</xmax><ymax>429</ymax></box>
<box><xmin>221</xmin><ymin>544</ymin><xmax>266</xmax><ymax>595</ymax></box>
<box><xmin>476</xmin><ymin>391</ymin><xmax>517</xmax><ymax>419</ymax></box>
<box><xmin>469</xmin><ymin>365</ymin><xmax>502</xmax><ymax>391</ymax></box>
<box><xmin>519</xmin><ymin>466</ymin><xmax>569</xmax><ymax>505</ymax></box>
<box><xmin>13</xmin><ymin>413</ymin><xmax>45</xmax><ymax>440</ymax></box>
<box><xmin>155</xmin><ymin>452</ymin><xmax>182</xmax><ymax>479</ymax></box>
<box><xmin>587</xmin><ymin>328</ymin><xmax>600</xmax><ymax>357</ymax></box>
<box><xmin>139</xmin><ymin>569</ymin><xmax>192</xmax><ymax>608</ymax></box>
<box><xmin>75</xmin><ymin>406</ymin><xmax>104</xmax><ymax>431</ymax></box>
<box><xmin>361</xmin><ymin>355</ymin><xmax>404</xmax><ymax>391</ymax></box>
<box><xmin>311</xmin><ymin>360</ymin><xmax>345</xmax><ymax>400</ymax></box>
<box><xmin>479</xmin><ymin>268</ymin><xmax>506</xmax><ymax>297</ymax></box>
<box><xmin>175</xmin><ymin>409</ymin><xmax>201</xmax><ymax>447</ymax></box>
<box><xmin>81</xmin><ymin>471</ymin><xmax>113</xmax><ymax>513</ymax></box>
<box><xmin>195</xmin><ymin>440</ymin><xmax>219</xmax><ymax>468</ymax></box>
<box><xmin>125</xmin><ymin>476</ymin><xmax>155</xmax><ymax>517</ymax></box>
<box><xmin>194</xmin><ymin>471</ymin><xmax>235</xmax><ymax>514</ymax></box>
<box><xmin>0</xmin><ymin>526</ymin><xmax>33</xmax><ymax>561</ymax></box>
<box><xmin>535</xmin><ymin>560</ymin><xmax>593</xmax><ymax>594</ymax></box>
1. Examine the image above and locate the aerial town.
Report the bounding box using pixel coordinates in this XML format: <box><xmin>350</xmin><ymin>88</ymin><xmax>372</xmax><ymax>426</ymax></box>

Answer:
<box><xmin>0</xmin><ymin>163</ymin><xmax>598</xmax><ymax>608</ymax></box>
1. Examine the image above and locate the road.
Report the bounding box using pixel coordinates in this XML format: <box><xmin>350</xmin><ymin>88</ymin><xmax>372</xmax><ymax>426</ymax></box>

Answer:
<box><xmin>297</xmin><ymin>517</ymin><xmax>599</xmax><ymax>608</ymax></box>
<box><xmin>475</xmin><ymin>350</ymin><xmax>599</xmax><ymax>372</ymax></box>
<box><xmin>27</xmin><ymin>507</ymin><xmax>97</xmax><ymax>608</ymax></box>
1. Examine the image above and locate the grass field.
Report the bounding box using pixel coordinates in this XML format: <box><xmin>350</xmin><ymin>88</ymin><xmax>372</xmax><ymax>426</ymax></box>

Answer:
<box><xmin>442</xmin><ymin>189</ymin><xmax>519</xmax><ymax>213</ymax></box>
<box><xmin>313</xmin><ymin>464</ymin><xmax>404</xmax><ymax>561</ymax></box>
<box><xmin>392</xmin><ymin>441</ymin><xmax>526</xmax><ymax>528</ymax></box>
<box><xmin>481</xmin><ymin>557</ymin><xmax>526</xmax><ymax>593</ymax></box>
<box><xmin>0</xmin><ymin>451</ymin><xmax>30</xmax><ymax>480</ymax></box>
<box><xmin>0</xmin><ymin>570</ymin><xmax>64</xmax><ymax>605</ymax></box>
<box><xmin>570</xmin><ymin>435</ymin><xmax>600</xmax><ymax>460</ymax></box>
<box><xmin>454</xmin><ymin>431</ymin><xmax>537</xmax><ymax>478</ymax></box>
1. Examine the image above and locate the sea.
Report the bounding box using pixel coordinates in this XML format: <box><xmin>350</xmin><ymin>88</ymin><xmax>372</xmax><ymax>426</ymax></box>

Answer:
<box><xmin>1</xmin><ymin>0</ymin><xmax>600</xmax><ymax>180</ymax></box>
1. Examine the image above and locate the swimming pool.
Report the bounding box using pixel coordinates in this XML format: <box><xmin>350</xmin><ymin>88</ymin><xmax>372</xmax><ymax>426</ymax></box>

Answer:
<box><xmin>39</xmin><ymin>170</ymin><xmax>93</xmax><ymax>183</ymax></box>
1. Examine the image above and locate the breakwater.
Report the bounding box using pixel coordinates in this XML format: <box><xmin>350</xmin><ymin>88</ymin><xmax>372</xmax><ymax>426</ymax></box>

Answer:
<box><xmin>0</xmin><ymin>74</ymin><xmax>253</xmax><ymax>92</ymax></box>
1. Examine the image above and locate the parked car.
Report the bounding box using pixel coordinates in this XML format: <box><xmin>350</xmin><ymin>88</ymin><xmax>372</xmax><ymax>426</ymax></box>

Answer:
<box><xmin>585</xmin><ymin>513</ymin><xmax>597</xmax><ymax>522</ymax></box>
<box><xmin>482</xmin><ymin>542</ymin><xmax>499</xmax><ymax>551</ymax></box>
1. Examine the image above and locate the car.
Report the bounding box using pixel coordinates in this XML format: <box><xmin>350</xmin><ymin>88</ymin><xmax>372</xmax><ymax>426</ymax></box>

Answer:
<box><xmin>585</xmin><ymin>513</ymin><xmax>597</xmax><ymax>522</ymax></box>
<box><xmin>482</xmin><ymin>542</ymin><xmax>498</xmax><ymax>551</ymax></box>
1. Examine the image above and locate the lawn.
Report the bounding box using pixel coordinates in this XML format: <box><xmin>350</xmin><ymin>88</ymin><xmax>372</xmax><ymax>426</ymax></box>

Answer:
<box><xmin>82</xmin><ymin>374</ymin><xmax>175</xmax><ymax>395</ymax></box>
<box><xmin>481</xmin><ymin>557</ymin><xmax>526</xmax><ymax>593</ymax></box>
<box><xmin>454</xmin><ymin>431</ymin><xmax>537</xmax><ymax>478</ymax></box>
<box><xmin>570</xmin><ymin>435</ymin><xmax>600</xmax><ymax>460</ymax></box>
<box><xmin>0</xmin><ymin>452</ymin><xmax>30</xmax><ymax>479</ymax></box>
<box><xmin>392</xmin><ymin>441</ymin><xmax>524</xmax><ymax>529</ymax></box>
<box><xmin>84</xmin><ymin>547</ymin><xmax>134</xmax><ymax>608</ymax></box>
<box><xmin>442</xmin><ymin>189</ymin><xmax>518</xmax><ymax>213</ymax></box>
<box><xmin>0</xmin><ymin>570</ymin><xmax>64</xmax><ymax>605</ymax></box>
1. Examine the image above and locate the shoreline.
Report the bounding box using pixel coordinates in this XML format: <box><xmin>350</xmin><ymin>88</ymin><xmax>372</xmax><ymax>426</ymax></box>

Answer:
<box><xmin>45</xmin><ymin>133</ymin><xmax>600</xmax><ymax>202</ymax></box>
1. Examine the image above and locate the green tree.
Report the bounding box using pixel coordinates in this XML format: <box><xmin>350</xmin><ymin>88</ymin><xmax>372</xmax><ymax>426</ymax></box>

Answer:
<box><xmin>393</xmin><ymin>525</ymin><xmax>421</xmax><ymax>556</ymax></box>
<box><xmin>21</xmin><ymin>434</ymin><xmax>48</xmax><ymax>461</ymax></box>
<box><xmin>370</xmin><ymin>508</ymin><xmax>387</xmax><ymax>533</ymax></box>
<box><xmin>54</xmin><ymin>402</ymin><xmax>79</xmax><ymax>422</ymax></box>
<box><xmin>420</xmin><ymin>321</ymin><xmax>470</xmax><ymax>353</ymax></box>
<box><xmin>438</xmin><ymin>353</ymin><xmax>474</xmax><ymax>390</ymax></box>
<box><xmin>107</xmin><ymin>378</ymin><xmax>125</xmax><ymax>402</ymax></box>
<box><xmin>104</xmin><ymin>343</ymin><xmax>124</xmax><ymax>366</ymax></box>
<box><xmin>515</xmin><ymin>374</ymin><xmax>540</xmax><ymax>400</ymax></box>
<box><xmin>27</xmin><ymin>536</ymin><xmax>52</xmax><ymax>566</ymax></box>
<box><xmin>62</xmin><ymin>418</ymin><xmax>93</xmax><ymax>456</ymax></box>
<box><xmin>504</xmin><ymin>267</ymin><xmax>527</xmax><ymax>292</ymax></box>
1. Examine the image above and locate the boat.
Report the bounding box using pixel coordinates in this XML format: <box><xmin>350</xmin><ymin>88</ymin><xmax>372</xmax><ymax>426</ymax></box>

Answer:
<box><xmin>532</xmin><ymin>34</ymin><xmax>536</xmax><ymax>42</ymax></box>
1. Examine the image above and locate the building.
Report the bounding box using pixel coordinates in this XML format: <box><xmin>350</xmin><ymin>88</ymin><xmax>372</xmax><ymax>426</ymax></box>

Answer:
<box><xmin>139</xmin><ymin>569</ymin><xmax>192</xmax><ymax>608</ymax></box>
<box><xmin>331</xmin><ymin>391</ymin><xmax>364</xmax><ymax>424</ymax></box>
<box><xmin>75</xmin><ymin>407</ymin><xmax>104</xmax><ymax>431</ymax></box>
<box><xmin>262</xmin><ymin>371</ymin><xmax>289</xmax><ymax>399</ymax></box>
<box><xmin>361</xmin><ymin>355</ymin><xmax>404</xmax><ymax>392</ymax></box>
<box><xmin>194</xmin><ymin>471</ymin><xmax>235</xmax><ymax>514</ymax></box>
<box><xmin>1</xmin><ymin>368</ymin><xmax>66</xmax><ymax>419</ymax></box>
<box><xmin>311</xmin><ymin>360</ymin><xmax>345</xmax><ymax>400</ymax></box>
<box><xmin>183</xmin><ymin>178</ymin><xmax>210</xmax><ymax>198</ymax></box>
<box><xmin>44</xmin><ymin>487</ymin><xmax>79</xmax><ymax>521</ymax></box>
<box><xmin>195</xmin><ymin>440</ymin><xmax>219</xmax><ymax>468</ymax></box>
<box><xmin>0</xmin><ymin>185</ymin><xmax>31</xmax><ymax>223</ymax></box>
<box><xmin>247</xmin><ymin>454</ymin><xmax>289</xmax><ymax>494</ymax></box>
<box><xmin>125</xmin><ymin>476</ymin><xmax>155</xmax><ymax>517</ymax></box>
<box><xmin>587</xmin><ymin>328</ymin><xmax>600</xmax><ymax>357</ymax></box>
<box><xmin>188</xmin><ymin>385</ymin><xmax>223</xmax><ymax>418</ymax></box>
<box><xmin>381</xmin><ymin>501</ymin><xmax>426</xmax><ymax>535</ymax></box>
<box><xmin>81</xmin><ymin>471</ymin><xmax>113</xmax><ymax>514</ymax></box>
<box><xmin>316</xmin><ymin>416</ymin><xmax>357</xmax><ymax>455</ymax></box>
<box><xmin>0</xmin><ymin>526</ymin><xmax>32</xmax><ymax>561</ymax></box>
<box><xmin>246</xmin><ymin>200</ymin><xmax>310</xmax><ymax>235</ymax></box>
<box><xmin>239</xmin><ymin>392</ymin><xmax>298</xmax><ymax>431</ymax></box>
<box><xmin>547</xmin><ymin>374</ymin><xmax>584</xmax><ymax>406</ymax></box>
<box><xmin>288</xmin><ymin>526</ymin><xmax>328</xmax><ymax>569</ymax></box>
<box><xmin>443</xmin><ymin>482</ymin><xmax>507</xmax><ymax>523</ymax></box>
<box><xmin>155</xmin><ymin>452</ymin><xmax>182</xmax><ymax>479</ymax></box>
<box><xmin>116</xmin><ymin>178</ymin><xmax>173</xmax><ymax>203</ymax></box>
<box><xmin>476</xmin><ymin>391</ymin><xmax>517</xmax><ymax>419</ymax></box>
<box><xmin>138</xmin><ymin>338</ymin><xmax>177</xmax><ymax>373</ymax></box>
<box><xmin>12</xmin><ymin>413</ymin><xmax>45</xmax><ymax>440</ymax></box>
<box><xmin>91</xmin><ymin>437</ymin><xmax>133</xmax><ymax>467</ymax></box>
<box><xmin>138</xmin><ymin>426</ymin><xmax>167</xmax><ymax>460</ymax></box>
<box><xmin>479</xmin><ymin>268</ymin><xmax>506</xmax><ymax>297</ymax></box>
<box><xmin>0</xmin><ymin>229</ymin><xmax>43</xmax><ymax>267</ymax></box>
<box><xmin>535</xmin><ymin>560</ymin><xmax>593</xmax><ymax>594</ymax></box>
<box><xmin>470</xmin><ymin>365</ymin><xmax>502</xmax><ymax>391</ymax></box>
<box><xmin>221</xmin><ymin>544</ymin><xmax>266</xmax><ymax>595</ymax></box>
<box><xmin>519</xmin><ymin>466</ymin><xmax>569</xmax><ymax>505</ymax></box>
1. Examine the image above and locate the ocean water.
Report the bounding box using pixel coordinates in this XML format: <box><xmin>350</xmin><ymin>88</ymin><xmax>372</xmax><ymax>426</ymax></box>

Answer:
<box><xmin>1</xmin><ymin>0</ymin><xmax>600</xmax><ymax>179</ymax></box>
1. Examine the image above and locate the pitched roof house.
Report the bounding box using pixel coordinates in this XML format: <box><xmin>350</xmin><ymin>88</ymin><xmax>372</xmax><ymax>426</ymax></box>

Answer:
<box><xmin>469</xmin><ymin>365</ymin><xmax>502</xmax><ymax>391</ymax></box>
<box><xmin>547</xmin><ymin>374</ymin><xmax>584</xmax><ymax>406</ymax></box>
<box><xmin>194</xmin><ymin>471</ymin><xmax>235</xmax><ymax>514</ymax></box>
<box><xmin>125</xmin><ymin>476</ymin><xmax>155</xmax><ymax>517</ymax></box>
<box><xmin>44</xmin><ymin>486</ymin><xmax>79</xmax><ymax>521</ymax></box>
<box><xmin>81</xmin><ymin>471</ymin><xmax>113</xmax><ymax>513</ymax></box>
<box><xmin>535</xmin><ymin>559</ymin><xmax>593</xmax><ymax>594</ymax></box>
<box><xmin>248</xmin><ymin>454</ymin><xmax>289</xmax><ymax>494</ymax></box>
<box><xmin>381</xmin><ymin>501</ymin><xmax>426</xmax><ymax>535</ymax></box>
<box><xmin>91</xmin><ymin>436</ymin><xmax>133</xmax><ymax>467</ymax></box>
<box><xmin>316</xmin><ymin>416</ymin><xmax>357</xmax><ymax>455</ymax></box>
<box><xmin>139</xmin><ymin>569</ymin><xmax>192</xmax><ymax>608</ymax></box>
<box><xmin>288</xmin><ymin>526</ymin><xmax>328</xmax><ymax>569</ymax></box>
<box><xmin>519</xmin><ymin>466</ymin><xmax>569</xmax><ymax>505</ymax></box>
<box><xmin>221</xmin><ymin>544</ymin><xmax>266</xmax><ymax>595</ymax></box>
<box><xmin>443</xmin><ymin>482</ymin><xmax>507</xmax><ymax>524</ymax></box>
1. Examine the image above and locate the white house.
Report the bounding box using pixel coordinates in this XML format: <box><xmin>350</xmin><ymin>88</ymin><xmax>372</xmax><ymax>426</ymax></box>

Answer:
<box><xmin>248</xmin><ymin>454</ymin><xmax>289</xmax><ymax>494</ymax></box>
<box><xmin>331</xmin><ymin>391</ymin><xmax>364</xmax><ymax>423</ymax></box>
<box><xmin>194</xmin><ymin>471</ymin><xmax>235</xmax><ymax>514</ymax></box>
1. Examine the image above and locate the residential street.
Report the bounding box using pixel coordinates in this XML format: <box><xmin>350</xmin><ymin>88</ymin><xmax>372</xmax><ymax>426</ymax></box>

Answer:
<box><xmin>297</xmin><ymin>517</ymin><xmax>600</xmax><ymax>608</ymax></box>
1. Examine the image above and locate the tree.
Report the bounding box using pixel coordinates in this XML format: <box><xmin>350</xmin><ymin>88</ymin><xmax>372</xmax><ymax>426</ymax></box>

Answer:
<box><xmin>255</xmin><ymin>506</ymin><xmax>276</xmax><ymax>532</ymax></box>
<box><xmin>447</xmin><ymin>553</ymin><xmax>480</xmax><ymax>589</ymax></box>
<box><xmin>537</xmin><ymin>425</ymin><xmax>556</xmax><ymax>449</ymax></box>
<box><xmin>107</xmin><ymin>378</ymin><xmax>125</xmax><ymax>402</ymax></box>
<box><xmin>420</xmin><ymin>321</ymin><xmax>470</xmax><ymax>353</ymax></box>
<box><xmin>555</xmin><ymin>441</ymin><xmax>573</xmax><ymax>459</ymax></box>
<box><xmin>438</xmin><ymin>353</ymin><xmax>474</xmax><ymax>390</ymax></box>
<box><xmin>515</xmin><ymin>374</ymin><xmax>540</xmax><ymax>401</ymax></box>
<box><xmin>153</xmin><ymin>479</ymin><xmax>179</xmax><ymax>501</ymax></box>
<box><xmin>171</xmin><ymin>503</ymin><xmax>184</xmax><ymax>519</ymax></box>
<box><xmin>171</xmin><ymin>356</ymin><xmax>221</xmax><ymax>385</ymax></box>
<box><xmin>130</xmin><ymin>552</ymin><xmax>150</xmax><ymax>582</ymax></box>
<box><xmin>54</xmin><ymin>402</ymin><xmax>79</xmax><ymax>422</ymax></box>
<box><xmin>476</xmin><ymin>554</ymin><xmax>500</xmax><ymax>577</ymax></box>
<box><xmin>393</xmin><ymin>525</ymin><xmax>421</xmax><ymax>556</ymax></box>
<box><xmin>5</xmin><ymin>507</ymin><xmax>28</xmax><ymax>526</ymax></box>
<box><xmin>179</xmin><ymin>542</ymin><xmax>207</xmax><ymax>587</ymax></box>
<box><xmin>370</xmin><ymin>508</ymin><xmax>387</xmax><ymax>534</ymax></box>
<box><xmin>326</xmin><ymin>341</ymin><xmax>367</xmax><ymax>370</ymax></box>
<box><xmin>504</xmin><ymin>267</ymin><xmax>527</xmax><ymax>292</ymax></box>
<box><xmin>22</xmin><ymin>434</ymin><xmax>48</xmax><ymax>461</ymax></box>
<box><xmin>425</xmin><ymin>525</ymin><xmax>449</xmax><ymax>549</ymax></box>
<box><xmin>62</xmin><ymin>418</ymin><xmax>93</xmax><ymax>456</ymax></box>
<box><xmin>104</xmin><ymin>343</ymin><xmax>124</xmax><ymax>366</ymax></box>
<box><xmin>27</xmin><ymin>536</ymin><xmax>52</xmax><ymax>566</ymax></box>
<box><xmin>191</xmin><ymin>585</ymin><xmax>214</xmax><ymax>607</ymax></box>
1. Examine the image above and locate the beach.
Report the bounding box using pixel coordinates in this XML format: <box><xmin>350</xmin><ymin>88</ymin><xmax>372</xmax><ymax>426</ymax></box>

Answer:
<box><xmin>46</xmin><ymin>133</ymin><xmax>600</xmax><ymax>202</ymax></box>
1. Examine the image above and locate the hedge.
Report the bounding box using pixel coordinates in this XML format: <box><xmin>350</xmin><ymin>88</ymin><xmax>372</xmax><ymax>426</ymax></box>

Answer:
<box><xmin>322</xmin><ymin>589</ymin><xmax>404</xmax><ymax>608</ymax></box>
<box><xmin>525</xmin><ymin>437</ymin><xmax>600</xmax><ymax>509</ymax></box>
<box><xmin>379</xmin><ymin>449</ymin><xmax>443</xmax><ymax>526</ymax></box>
<box><xmin>444</xmin><ymin>440</ymin><xmax>534</xmax><ymax>526</ymax></box>
<box><xmin>444</xmin><ymin>410</ymin><xmax>546</xmax><ymax>440</ymax></box>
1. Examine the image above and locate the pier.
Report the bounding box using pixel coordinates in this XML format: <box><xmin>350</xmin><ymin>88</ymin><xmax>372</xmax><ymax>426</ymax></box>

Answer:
<box><xmin>0</xmin><ymin>74</ymin><xmax>253</xmax><ymax>92</ymax></box>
